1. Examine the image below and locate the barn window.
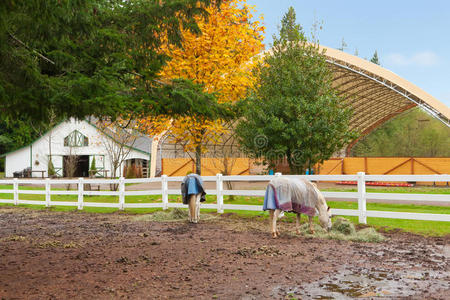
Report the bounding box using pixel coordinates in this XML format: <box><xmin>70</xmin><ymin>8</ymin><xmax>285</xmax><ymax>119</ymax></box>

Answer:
<box><xmin>64</xmin><ymin>130</ymin><xmax>89</xmax><ymax>147</ymax></box>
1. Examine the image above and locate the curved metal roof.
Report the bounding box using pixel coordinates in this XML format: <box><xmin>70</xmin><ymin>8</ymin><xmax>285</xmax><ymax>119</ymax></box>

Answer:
<box><xmin>259</xmin><ymin>44</ymin><xmax>450</xmax><ymax>153</ymax></box>
<box><xmin>318</xmin><ymin>45</ymin><xmax>450</xmax><ymax>152</ymax></box>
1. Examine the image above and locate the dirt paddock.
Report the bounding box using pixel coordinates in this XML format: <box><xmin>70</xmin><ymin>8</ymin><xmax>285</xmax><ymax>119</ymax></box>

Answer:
<box><xmin>0</xmin><ymin>207</ymin><xmax>448</xmax><ymax>299</ymax></box>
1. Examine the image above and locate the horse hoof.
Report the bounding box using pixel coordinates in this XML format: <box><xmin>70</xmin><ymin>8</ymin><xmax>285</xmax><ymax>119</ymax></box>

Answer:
<box><xmin>271</xmin><ymin>232</ymin><xmax>278</xmax><ymax>238</ymax></box>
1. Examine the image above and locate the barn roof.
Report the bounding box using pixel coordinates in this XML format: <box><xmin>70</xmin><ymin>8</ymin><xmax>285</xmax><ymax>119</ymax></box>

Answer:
<box><xmin>260</xmin><ymin>44</ymin><xmax>450</xmax><ymax>154</ymax></box>
<box><xmin>1</xmin><ymin>119</ymin><xmax>151</xmax><ymax>157</ymax></box>
<box><xmin>319</xmin><ymin>46</ymin><xmax>449</xmax><ymax>149</ymax></box>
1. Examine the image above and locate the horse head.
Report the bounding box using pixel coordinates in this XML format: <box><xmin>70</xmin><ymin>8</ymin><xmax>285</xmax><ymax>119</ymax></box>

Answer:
<box><xmin>317</xmin><ymin>192</ymin><xmax>332</xmax><ymax>231</ymax></box>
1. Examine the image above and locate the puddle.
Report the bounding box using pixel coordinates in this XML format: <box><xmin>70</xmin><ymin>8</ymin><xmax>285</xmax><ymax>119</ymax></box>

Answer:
<box><xmin>273</xmin><ymin>267</ymin><xmax>450</xmax><ymax>299</ymax></box>
<box><xmin>443</xmin><ymin>244</ymin><xmax>450</xmax><ymax>259</ymax></box>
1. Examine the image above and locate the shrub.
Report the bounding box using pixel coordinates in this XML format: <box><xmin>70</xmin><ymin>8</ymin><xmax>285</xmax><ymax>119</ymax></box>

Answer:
<box><xmin>90</xmin><ymin>157</ymin><xmax>97</xmax><ymax>176</ymax></box>
<box><xmin>48</xmin><ymin>160</ymin><xmax>56</xmax><ymax>177</ymax></box>
<box><xmin>126</xmin><ymin>164</ymin><xmax>138</xmax><ymax>178</ymax></box>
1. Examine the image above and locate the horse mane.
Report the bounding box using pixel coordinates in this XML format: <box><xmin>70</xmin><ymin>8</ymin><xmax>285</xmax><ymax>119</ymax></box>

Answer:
<box><xmin>310</xmin><ymin>181</ymin><xmax>327</xmax><ymax>210</ymax></box>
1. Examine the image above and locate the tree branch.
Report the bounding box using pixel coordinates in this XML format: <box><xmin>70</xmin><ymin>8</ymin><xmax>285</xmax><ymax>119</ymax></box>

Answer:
<box><xmin>9</xmin><ymin>32</ymin><xmax>55</xmax><ymax>65</ymax></box>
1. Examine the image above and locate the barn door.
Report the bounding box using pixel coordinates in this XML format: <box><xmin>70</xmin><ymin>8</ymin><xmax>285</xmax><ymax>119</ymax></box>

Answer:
<box><xmin>51</xmin><ymin>155</ymin><xmax>63</xmax><ymax>177</ymax></box>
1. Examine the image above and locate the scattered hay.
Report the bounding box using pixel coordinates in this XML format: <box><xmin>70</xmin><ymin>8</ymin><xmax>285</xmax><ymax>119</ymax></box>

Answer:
<box><xmin>1</xmin><ymin>235</ymin><xmax>26</xmax><ymax>242</ymax></box>
<box><xmin>236</xmin><ymin>245</ymin><xmax>284</xmax><ymax>257</ymax></box>
<box><xmin>37</xmin><ymin>240</ymin><xmax>62</xmax><ymax>248</ymax></box>
<box><xmin>63</xmin><ymin>241</ymin><xmax>81</xmax><ymax>248</ymax></box>
<box><xmin>331</xmin><ymin>217</ymin><xmax>356</xmax><ymax>235</ymax></box>
<box><xmin>296</xmin><ymin>218</ymin><xmax>386</xmax><ymax>243</ymax></box>
<box><xmin>353</xmin><ymin>228</ymin><xmax>386</xmax><ymax>243</ymax></box>
<box><xmin>171</xmin><ymin>208</ymin><xmax>188</xmax><ymax>220</ymax></box>
<box><xmin>133</xmin><ymin>208</ymin><xmax>216</xmax><ymax>222</ymax></box>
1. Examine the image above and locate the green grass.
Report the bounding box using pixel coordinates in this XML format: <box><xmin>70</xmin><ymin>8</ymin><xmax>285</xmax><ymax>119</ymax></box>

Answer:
<box><xmin>322</xmin><ymin>186</ymin><xmax>450</xmax><ymax>194</ymax></box>
<box><xmin>0</xmin><ymin>184</ymin><xmax>449</xmax><ymax>236</ymax></box>
<box><xmin>0</xmin><ymin>172</ymin><xmax>4</xmax><ymax>179</ymax></box>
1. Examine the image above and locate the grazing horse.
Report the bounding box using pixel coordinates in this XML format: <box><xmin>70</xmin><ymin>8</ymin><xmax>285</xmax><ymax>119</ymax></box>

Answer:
<box><xmin>181</xmin><ymin>173</ymin><xmax>206</xmax><ymax>223</ymax></box>
<box><xmin>263</xmin><ymin>177</ymin><xmax>332</xmax><ymax>238</ymax></box>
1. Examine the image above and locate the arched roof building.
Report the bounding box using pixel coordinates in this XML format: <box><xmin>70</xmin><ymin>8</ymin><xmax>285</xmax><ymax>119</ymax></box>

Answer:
<box><xmin>318</xmin><ymin>45</ymin><xmax>450</xmax><ymax>154</ymax></box>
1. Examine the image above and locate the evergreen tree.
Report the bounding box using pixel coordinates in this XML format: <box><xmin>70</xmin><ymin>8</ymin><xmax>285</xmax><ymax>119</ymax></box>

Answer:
<box><xmin>370</xmin><ymin>50</ymin><xmax>380</xmax><ymax>65</ymax></box>
<box><xmin>0</xmin><ymin>0</ymin><xmax>227</xmax><ymax>123</ymax></box>
<box><xmin>90</xmin><ymin>157</ymin><xmax>97</xmax><ymax>174</ymax></box>
<box><xmin>236</xmin><ymin>8</ymin><xmax>356</xmax><ymax>174</ymax></box>
<box><xmin>47</xmin><ymin>160</ymin><xmax>56</xmax><ymax>177</ymax></box>
<box><xmin>275</xmin><ymin>7</ymin><xmax>304</xmax><ymax>43</ymax></box>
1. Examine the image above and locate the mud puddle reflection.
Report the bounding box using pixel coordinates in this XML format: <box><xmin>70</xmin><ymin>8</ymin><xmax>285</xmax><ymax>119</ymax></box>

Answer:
<box><xmin>273</xmin><ymin>267</ymin><xmax>449</xmax><ymax>299</ymax></box>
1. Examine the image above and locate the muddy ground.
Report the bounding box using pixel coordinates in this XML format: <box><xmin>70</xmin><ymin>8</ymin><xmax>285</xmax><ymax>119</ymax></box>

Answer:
<box><xmin>0</xmin><ymin>207</ymin><xmax>448</xmax><ymax>299</ymax></box>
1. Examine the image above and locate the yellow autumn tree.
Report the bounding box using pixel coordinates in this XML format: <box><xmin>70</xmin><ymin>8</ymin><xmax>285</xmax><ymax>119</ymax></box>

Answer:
<box><xmin>138</xmin><ymin>0</ymin><xmax>265</xmax><ymax>174</ymax></box>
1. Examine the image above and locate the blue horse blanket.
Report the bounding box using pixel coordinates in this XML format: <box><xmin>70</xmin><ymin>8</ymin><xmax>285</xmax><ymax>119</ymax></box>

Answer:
<box><xmin>181</xmin><ymin>174</ymin><xmax>206</xmax><ymax>204</ymax></box>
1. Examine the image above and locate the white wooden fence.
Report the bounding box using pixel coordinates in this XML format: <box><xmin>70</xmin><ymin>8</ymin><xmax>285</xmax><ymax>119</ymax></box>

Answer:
<box><xmin>0</xmin><ymin>173</ymin><xmax>449</xmax><ymax>224</ymax></box>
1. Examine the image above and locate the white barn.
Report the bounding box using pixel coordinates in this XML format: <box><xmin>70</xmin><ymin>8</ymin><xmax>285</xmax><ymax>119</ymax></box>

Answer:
<box><xmin>4</xmin><ymin>119</ymin><xmax>151</xmax><ymax>178</ymax></box>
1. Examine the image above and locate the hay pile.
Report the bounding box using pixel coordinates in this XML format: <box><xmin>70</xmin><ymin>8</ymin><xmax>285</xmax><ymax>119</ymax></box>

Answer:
<box><xmin>134</xmin><ymin>208</ymin><xmax>216</xmax><ymax>222</ymax></box>
<box><xmin>297</xmin><ymin>217</ymin><xmax>386</xmax><ymax>243</ymax></box>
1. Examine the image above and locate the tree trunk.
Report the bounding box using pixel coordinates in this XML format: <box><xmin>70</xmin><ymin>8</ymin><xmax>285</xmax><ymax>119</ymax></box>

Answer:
<box><xmin>307</xmin><ymin>159</ymin><xmax>312</xmax><ymax>174</ymax></box>
<box><xmin>110</xmin><ymin>162</ymin><xmax>119</xmax><ymax>191</ymax></box>
<box><xmin>223</xmin><ymin>157</ymin><xmax>234</xmax><ymax>197</ymax></box>
<box><xmin>286</xmin><ymin>149</ymin><xmax>297</xmax><ymax>175</ymax></box>
<box><xmin>195</xmin><ymin>145</ymin><xmax>201</xmax><ymax>175</ymax></box>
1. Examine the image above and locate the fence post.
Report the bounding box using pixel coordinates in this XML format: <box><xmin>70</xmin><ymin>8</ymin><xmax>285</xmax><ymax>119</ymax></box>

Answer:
<box><xmin>45</xmin><ymin>178</ymin><xmax>51</xmax><ymax>207</ymax></box>
<box><xmin>13</xmin><ymin>178</ymin><xmax>18</xmax><ymax>205</ymax></box>
<box><xmin>119</xmin><ymin>177</ymin><xmax>125</xmax><ymax>210</ymax></box>
<box><xmin>161</xmin><ymin>175</ymin><xmax>168</xmax><ymax>210</ymax></box>
<box><xmin>357</xmin><ymin>172</ymin><xmax>367</xmax><ymax>224</ymax></box>
<box><xmin>78</xmin><ymin>178</ymin><xmax>84</xmax><ymax>210</ymax></box>
<box><xmin>216</xmin><ymin>173</ymin><xmax>223</xmax><ymax>213</ymax></box>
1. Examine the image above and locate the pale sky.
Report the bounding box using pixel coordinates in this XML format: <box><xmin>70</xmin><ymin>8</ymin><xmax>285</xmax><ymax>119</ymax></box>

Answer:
<box><xmin>246</xmin><ymin>0</ymin><xmax>450</xmax><ymax>108</ymax></box>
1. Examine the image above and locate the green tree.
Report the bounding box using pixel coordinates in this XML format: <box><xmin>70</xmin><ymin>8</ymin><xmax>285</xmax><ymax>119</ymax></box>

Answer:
<box><xmin>0</xmin><ymin>117</ymin><xmax>47</xmax><ymax>170</ymax></box>
<box><xmin>370</xmin><ymin>50</ymin><xmax>380</xmax><ymax>65</ymax></box>
<box><xmin>236</xmin><ymin>7</ymin><xmax>356</xmax><ymax>174</ymax></box>
<box><xmin>275</xmin><ymin>6</ymin><xmax>303</xmax><ymax>43</ymax></box>
<box><xmin>0</xmin><ymin>0</ymin><xmax>227</xmax><ymax>123</ymax></box>
<box><xmin>352</xmin><ymin>108</ymin><xmax>450</xmax><ymax>157</ymax></box>
<box><xmin>47</xmin><ymin>160</ymin><xmax>56</xmax><ymax>177</ymax></box>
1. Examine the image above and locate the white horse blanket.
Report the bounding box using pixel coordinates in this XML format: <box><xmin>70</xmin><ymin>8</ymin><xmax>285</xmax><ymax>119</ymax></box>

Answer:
<box><xmin>263</xmin><ymin>177</ymin><xmax>318</xmax><ymax>216</ymax></box>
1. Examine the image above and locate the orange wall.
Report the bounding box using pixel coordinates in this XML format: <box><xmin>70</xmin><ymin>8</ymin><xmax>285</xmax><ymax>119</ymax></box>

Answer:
<box><xmin>318</xmin><ymin>157</ymin><xmax>450</xmax><ymax>175</ymax></box>
<box><xmin>317</xmin><ymin>157</ymin><xmax>450</xmax><ymax>185</ymax></box>
<box><xmin>162</xmin><ymin>158</ymin><xmax>250</xmax><ymax>176</ymax></box>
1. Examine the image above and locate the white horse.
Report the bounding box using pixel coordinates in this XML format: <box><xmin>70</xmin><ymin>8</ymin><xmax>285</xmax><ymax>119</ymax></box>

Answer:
<box><xmin>181</xmin><ymin>173</ymin><xmax>206</xmax><ymax>223</ymax></box>
<box><xmin>264</xmin><ymin>177</ymin><xmax>332</xmax><ymax>238</ymax></box>
<box><xmin>188</xmin><ymin>193</ymin><xmax>202</xmax><ymax>223</ymax></box>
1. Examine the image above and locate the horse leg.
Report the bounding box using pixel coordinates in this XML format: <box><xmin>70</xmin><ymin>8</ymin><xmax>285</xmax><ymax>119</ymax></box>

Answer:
<box><xmin>269</xmin><ymin>210</ymin><xmax>275</xmax><ymax>237</ymax></box>
<box><xmin>188</xmin><ymin>194</ymin><xmax>195</xmax><ymax>223</ymax></box>
<box><xmin>296</xmin><ymin>213</ymin><xmax>301</xmax><ymax>234</ymax></box>
<box><xmin>308</xmin><ymin>215</ymin><xmax>315</xmax><ymax>234</ymax></box>
<box><xmin>272</xmin><ymin>209</ymin><xmax>281</xmax><ymax>238</ymax></box>
<box><xmin>194</xmin><ymin>193</ymin><xmax>201</xmax><ymax>223</ymax></box>
<box><xmin>275</xmin><ymin>209</ymin><xmax>281</xmax><ymax>237</ymax></box>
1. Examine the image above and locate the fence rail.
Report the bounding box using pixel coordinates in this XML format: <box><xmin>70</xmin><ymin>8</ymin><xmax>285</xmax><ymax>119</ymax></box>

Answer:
<box><xmin>0</xmin><ymin>173</ymin><xmax>449</xmax><ymax>223</ymax></box>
